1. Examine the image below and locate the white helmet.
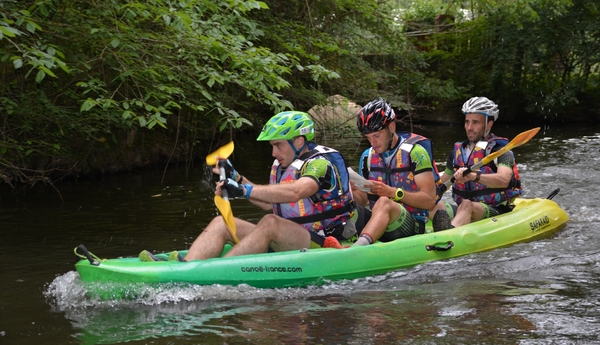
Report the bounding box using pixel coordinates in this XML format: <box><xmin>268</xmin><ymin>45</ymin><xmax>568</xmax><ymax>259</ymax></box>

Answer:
<box><xmin>461</xmin><ymin>97</ymin><xmax>499</xmax><ymax>121</ymax></box>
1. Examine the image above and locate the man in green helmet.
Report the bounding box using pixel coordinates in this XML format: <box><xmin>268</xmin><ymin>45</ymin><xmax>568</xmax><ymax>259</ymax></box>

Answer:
<box><xmin>140</xmin><ymin>111</ymin><xmax>361</xmax><ymax>262</ymax></box>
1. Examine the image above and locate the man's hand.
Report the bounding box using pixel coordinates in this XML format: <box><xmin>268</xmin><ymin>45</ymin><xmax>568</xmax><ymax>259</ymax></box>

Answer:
<box><xmin>435</xmin><ymin>181</ymin><xmax>447</xmax><ymax>202</ymax></box>
<box><xmin>364</xmin><ymin>180</ymin><xmax>394</xmax><ymax>198</ymax></box>
<box><xmin>221</xmin><ymin>178</ymin><xmax>246</xmax><ymax>199</ymax></box>
<box><xmin>454</xmin><ymin>167</ymin><xmax>477</xmax><ymax>184</ymax></box>
<box><xmin>214</xmin><ymin>159</ymin><xmax>242</xmax><ymax>182</ymax></box>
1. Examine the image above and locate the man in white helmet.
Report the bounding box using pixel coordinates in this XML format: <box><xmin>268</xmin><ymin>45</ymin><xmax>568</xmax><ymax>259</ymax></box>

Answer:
<box><xmin>431</xmin><ymin>96</ymin><xmax>523</xmax><ymax>231</ymax></box>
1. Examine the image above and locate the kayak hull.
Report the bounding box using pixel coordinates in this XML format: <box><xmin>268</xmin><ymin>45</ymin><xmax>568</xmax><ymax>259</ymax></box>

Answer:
<box><xmin>75</xmin><ymin>198</ymin><xmax>569</xmax><ymax>289</ymax></box>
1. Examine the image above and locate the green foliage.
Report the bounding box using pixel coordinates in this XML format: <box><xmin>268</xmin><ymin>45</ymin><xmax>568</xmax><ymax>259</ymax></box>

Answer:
<box><xmin>0</xmin><ymin>0</ymin><xmax>309</xmax><ymax>185</ymax></box>
<box><xmin>1</xmin><ymin>0</ymin><xmax>599</xmax><ymax>187</ymax></box>
<box><xmin>253</xmin><ymin>0</ymin><xmax>403</xmax><ymax>109</ymax></box>
<box><xmin>403</xmin><ymin>0</ymin><xmax>599</xmax><ymax>121</ymax></box>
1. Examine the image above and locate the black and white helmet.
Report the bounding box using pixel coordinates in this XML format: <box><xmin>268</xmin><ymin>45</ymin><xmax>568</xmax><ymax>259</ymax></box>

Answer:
<box><xmin>461</xmin><ymin>97</ymin><xmax>499</xmax><ymax>121</ymax></box>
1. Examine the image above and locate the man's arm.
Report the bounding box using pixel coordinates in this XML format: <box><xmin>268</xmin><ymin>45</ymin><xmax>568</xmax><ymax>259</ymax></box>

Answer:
<box><xmin>351</xmin><ymin>183</ymin><xmax>369</xmax><ymax>207</ymax></box>
<box><xmin>352</xmin><ymin>150</ymin><xmax>370</xmax><ymax>207</ymax></box>
<box><xmin>455</xmin><ymin>151</ymin><xmax>515</xmax><ymax>188</ymax></box>
<box><xmin>365</xmin><ymin>145</ymin><xmax>436</xmax><ymax>210</ymax></box>
<box><xmin>246</xmin><ymin>156</ymin><xmax>333</xmax><ymax>206</ymax></box>
<box><xmin>406</xmin><ymin>145</ymin><xmax>437</xmax><ymax>210</ymax></box>
<box><xmin>438</xmin><ymin>151</ymin><xmax>454</xmax><ymax>184</ymax></box>
<box><xmin>246</xmin><ymin>176</ymin><xmax>319</xmax><ymax>205</ymax></box>
<box><xmin>217</xmin><ymin>167</ymin><xmax>320</xmax><ymax>210</ymax></box>
<box><xmin>405</xmin><ymin>171</ymin><xmax>437</xmax><ymax>210</ymax></box>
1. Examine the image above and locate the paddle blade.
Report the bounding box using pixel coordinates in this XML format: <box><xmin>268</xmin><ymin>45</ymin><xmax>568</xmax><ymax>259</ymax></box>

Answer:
<box><xmin>505</xmin><ymin>127</ymin><xmax>540</xmax><ymax>150</ymax></box>
<box><xmin>478</xmin><ymin>127</ymin><xmax>540</xmax><ymax>167</ymax></box>
<box><xmin>214</xmin><ymin>195</ymin><xmax>239</xmax><ymax>244</ymax></box>
<box><xmin>206</xmin><ymin>141</ymin><xmax>234</xmax><ymax>166</ymax></box>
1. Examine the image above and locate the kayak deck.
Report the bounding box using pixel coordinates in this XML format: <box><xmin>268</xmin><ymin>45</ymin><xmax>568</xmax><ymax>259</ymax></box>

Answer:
<box><xmin>75</xmin><ymin>198</ymin><xmax>569</xmax><ymax>289</ymax></box>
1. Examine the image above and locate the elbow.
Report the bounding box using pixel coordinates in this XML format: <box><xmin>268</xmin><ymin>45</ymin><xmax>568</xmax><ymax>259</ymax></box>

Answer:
<box><xmin>290</xmin><ymin>189</ymin><xmax>308</xmax><ymax>202</ymax></box>
<box><xmin>497</xmin><ymin>177</ymin><xmax>512</xmax><ymax>189</ymax></box>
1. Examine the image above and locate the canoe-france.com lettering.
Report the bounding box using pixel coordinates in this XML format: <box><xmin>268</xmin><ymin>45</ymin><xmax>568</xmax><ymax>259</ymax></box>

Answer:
<box><xmin>241</xmin><ymin>266</ymin><xmax>303</xmax><ymax>273</ymax></box>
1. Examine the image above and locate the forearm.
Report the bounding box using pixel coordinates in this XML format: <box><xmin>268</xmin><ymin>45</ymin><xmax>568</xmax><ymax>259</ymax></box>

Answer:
<box><xmin>352</xmin><ymin>189</ymin><xmax>369</xmax><ymax>207</ymax></box>
<box><xmin>439</xmin><ymin>172</ymin><xmax>452</xmax><ymax>184</ymax></box>
<box><xmin>247</xmin><ymin>184</ymin><xmax>298</xmax><ymax>204</ymax></box>
<box><xmin>233</xmin><ymin>177</ymin><xmax>271</xmax><ymax>209</ymax></box>
<box><xmin>377</xmin><ymin>183</ymin><xmax>436</xmax><ymax>210</ymax></box>
<box><xmin>463</xmin><ymin>165</ymin><xmax>513</xmax><ymax>188</ymax></box>
<box><xmin>248</xmin><ymin>198</ymin><xmax>273</xmax><ymax>210</ymax></box>
<box><xmin>469</xmin><ymin>171</ymin><xmax>511</xmax><ymax>188</ymax></box>
<box><xmin>400</xmin><ymin>189</ymin><xmax>436</xmax><ymax>210</ymax></box>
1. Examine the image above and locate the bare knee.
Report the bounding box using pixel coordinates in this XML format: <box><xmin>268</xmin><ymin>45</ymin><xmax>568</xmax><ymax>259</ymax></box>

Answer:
<box><xmin>203</xmin><ymin>216</ymin><xmax>229</xmax><ymax>236</ymax></box>
<box><xmin>255</xmin><ymin>214</ymin><xmax>280</xmax><ymax>234</ymax></box>
<box><xmin>373</xmin><ymin>197</ymin><xmax>396</xmax><ymax>213</ymax></box>
<box><xmin>457</xmin><ymin>200</ymin><xmax>474</xmax><ymax>213</ymax></box>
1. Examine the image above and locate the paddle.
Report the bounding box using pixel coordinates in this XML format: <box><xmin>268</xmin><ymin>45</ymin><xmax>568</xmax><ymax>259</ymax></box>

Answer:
<box><xmin>205</xmin><ymin>142</ymin><xmax>240</xmax><ymax>244</ymax></box>
<box><xmin>206</xmin><ymin>141</ymin><xmax>234</xmax><ymax>166</ymax></box>
<box><xmin>443</xmin><ymin>127</ymin><xmax>541</xmax><ymax>189</ymax></box>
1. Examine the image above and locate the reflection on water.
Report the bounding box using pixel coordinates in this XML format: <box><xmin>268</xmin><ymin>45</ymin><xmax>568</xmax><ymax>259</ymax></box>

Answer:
<box><xmin>4</xmin><ymin>124</ymin><xmax>600</xmax><ymax>344</ymax></box>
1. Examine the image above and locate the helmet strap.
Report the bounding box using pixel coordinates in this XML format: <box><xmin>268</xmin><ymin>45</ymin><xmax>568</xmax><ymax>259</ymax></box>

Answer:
<box><xmin>469</xmin><ymin>116</ymin><xmax>491</xmax><ymax>144</ymax></box>
<box><xmin>288</xmin><ymin>137</ymin><xmax>306</xmax><ymax>160</ymax></box>
<box><xmin>483</xmin><ymin>118</ymin><xmax>494</xmax><ymax>138</ymax></box>
<box><xmin>385</xmin><ymin>127</ymin><xmax>395</xmax><ymax>151</ymax></box>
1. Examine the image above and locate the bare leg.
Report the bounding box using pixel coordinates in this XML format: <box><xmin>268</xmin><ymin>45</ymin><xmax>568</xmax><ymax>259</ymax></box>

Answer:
<box><xmin>357</xmin><ymin>197</ymin><xmax>401</xmax><ymax>242</ymax></box>
<box><xmin>428</xmin><ymin>201</ymin><xmax>447</xmax><ymax>220</ymax></box>
<box><xmin>224</xmin><ymin>214</ymin><xmax>311</xmax><ymax>257</ymax></box>
<box><xmin>184</xmin><ymin>216</ymin><xmax>256</xmax><ymax>261</ymax></box>
<box><xmin>451</xmin><ymin>200</ymin><xmax>485</xmax><ymax>227</ymax></box>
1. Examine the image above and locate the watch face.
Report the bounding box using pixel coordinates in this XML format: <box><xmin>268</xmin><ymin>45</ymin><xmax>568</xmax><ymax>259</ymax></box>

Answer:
<box><xmin>396</xmin><ymin>189</ymin><xmax>403</xmax><ymax>199</ymax></box>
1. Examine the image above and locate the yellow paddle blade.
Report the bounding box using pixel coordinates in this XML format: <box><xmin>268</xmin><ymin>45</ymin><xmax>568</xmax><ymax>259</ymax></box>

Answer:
<box><xmin>214</xmin><ymin>195</ymin><xmax>239</xmax><ymax>244</ymax></box>
<box><xmin>206</xmin><ymin>141</ymin><xmax>234</xmax><ymax>166</ymax></box>
<box><xmin>478</xmin><ymin>127</ymin><xmax>540</xmax><ymax>167</ymax></box>
<box><xmin>507</xmin><ymin>126</ymin><xmax>540</xmax><ymax>148</ymax></box>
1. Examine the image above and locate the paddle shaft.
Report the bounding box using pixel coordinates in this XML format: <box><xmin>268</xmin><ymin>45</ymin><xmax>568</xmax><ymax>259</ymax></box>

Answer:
<box><xmin>205</xmin><ymin>143</ymin><xmax>239</xmax><ymax>243</ymax></box>
<box><xmin>442</xmin><ymin>127</ymin><xmax>540</xmax><ymax>189</ymax></box>
<box><xmin>219</xmin><ymin>166</ymin><xmax>229</xmax><ymax>201</ymax></box>
<box><xmin>215</xmin><ymin>161</ymin><xmax>239</xmax><ymax>243</ymax></box>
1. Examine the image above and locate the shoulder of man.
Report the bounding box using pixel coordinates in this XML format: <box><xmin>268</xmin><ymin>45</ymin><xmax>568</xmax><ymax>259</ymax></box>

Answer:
<box><xmin>409</xmin><ymin>144</ymin><xmax>433</xmax><ymax>169</ymax></box>
<box><xmin>302</xmin><ymin>155</ymin><xmax>332</xmax><ymax>175</ymax></box>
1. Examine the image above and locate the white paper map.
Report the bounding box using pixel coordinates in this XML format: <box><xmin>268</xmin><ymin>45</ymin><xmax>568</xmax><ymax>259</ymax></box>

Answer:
<box><xmin>347</xmin><ymin>167</ymin><xmax>371</xmax><ymax>192</ymax></box>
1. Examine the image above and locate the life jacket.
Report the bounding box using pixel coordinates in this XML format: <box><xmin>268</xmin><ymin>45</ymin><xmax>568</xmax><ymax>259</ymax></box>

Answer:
<box><xmin>451</xmin><ymin>134</ymin><xmax>522</xmax><ymax>206</ymax></box>
<box><xmin>361</xmin><ymin>132</ymin><xmax>439</xmax><ymax>222</ymax></box>
<box><xmin>269</xmin><ymin>142</ymin><xmax>354</xmax><ymax>236</ymax></box>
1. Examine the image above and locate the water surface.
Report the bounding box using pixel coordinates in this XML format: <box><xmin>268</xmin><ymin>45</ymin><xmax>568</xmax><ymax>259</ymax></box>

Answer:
<box><xmin>2</xmin><ymin>123</ymin><xmax>599</xmax><ymax>344</ymax></box>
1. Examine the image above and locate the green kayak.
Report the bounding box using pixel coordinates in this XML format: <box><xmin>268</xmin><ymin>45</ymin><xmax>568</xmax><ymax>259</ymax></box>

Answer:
<box><xmin>75</xmin><ymin>197</ymin><xmax>569</xmax><ymax>289</ymax></box>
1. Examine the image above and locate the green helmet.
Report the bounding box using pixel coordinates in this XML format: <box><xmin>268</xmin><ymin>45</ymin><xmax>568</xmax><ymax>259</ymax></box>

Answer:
<box><xmin>256</xmin><ymin>111</ymin><xmax>315</xmax><ymax>141</ymax></box>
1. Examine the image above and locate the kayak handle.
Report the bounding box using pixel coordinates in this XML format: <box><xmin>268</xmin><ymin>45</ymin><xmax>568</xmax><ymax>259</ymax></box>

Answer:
<box><xmin>75</xmin><ymin>244</ymin><xmax>101</xmax><ymax>266</ymax></box>
<box><xmin>426</xmin><ymin>241</ymin><xmax>454</xmax><ymax>252</ymax></box>
<box><xmin>546</xmin><ymin>188</ymin><xmax>560</xmax><ymax>200</ymax></box>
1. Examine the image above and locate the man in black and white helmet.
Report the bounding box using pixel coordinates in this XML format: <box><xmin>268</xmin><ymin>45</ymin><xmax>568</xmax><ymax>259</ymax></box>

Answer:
<box><xmin>324</xmin><ymin>97</ymin><xmax>438</xmax><ymax>249</ymax></box>
<box><xmin>431</xmin><ymin>96</ymin><xmax>523</xmax><ymax>231</ymax></box>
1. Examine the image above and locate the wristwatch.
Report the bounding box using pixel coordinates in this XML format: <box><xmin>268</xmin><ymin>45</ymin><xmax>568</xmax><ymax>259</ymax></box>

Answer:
<box><xmin>393</xmin><ymin>188</ymin><xmax>404</xmax><ymax>201</ymax></box>
<box><xmin>474</xmin><ymin>171</ymin><xmax>482</xmax><ymax>183</ymax></box>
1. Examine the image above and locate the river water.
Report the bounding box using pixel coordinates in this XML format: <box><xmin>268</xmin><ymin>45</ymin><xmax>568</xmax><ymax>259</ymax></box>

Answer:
<box><xmin>1</xmin><ymin>123</ymin><xmax>599</xmax><ymax>345</ymax></box>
